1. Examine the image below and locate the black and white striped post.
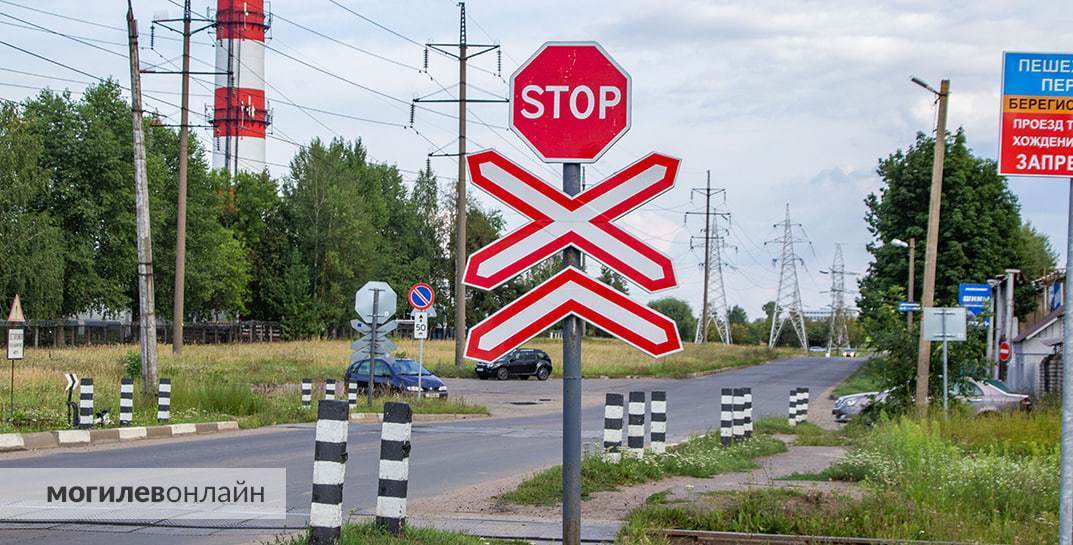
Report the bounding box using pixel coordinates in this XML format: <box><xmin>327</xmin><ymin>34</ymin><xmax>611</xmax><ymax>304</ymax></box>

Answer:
<box><xmin>157</xmin><ymin>378</ymin><xmax>171</xmax><ymax>423</ymax></box>
<box><xmin>732</xmin><ymin>388</ymin><xmax>745</xmax><ymax>443</ymax></box>
<box><xmin>78</xmin><ymin>378</ymin><xmax>93</xmax><ymax>430</ymax></box>
<box><xmin>347</xmin><ymin>380</ymin><xmax>357</xmax><ymax>410</ymax></box>
<box><xmin>627</xmin><ymin>391</ymin><xmax>646</xmax><ymax>458</ymax></box>
<box><xmin>325</xmin><ymin>379</ymin><xmax>336</xmax><ymax>401</ymax></box>
<box><xmin>796</xmin><ymin>387</ymin><xmax>810</xmax><ymax>424</ymax></box>
<box><xmin>650</xmin><ymin>391</ymin><xmax>667</xmax><ymax>454</ymax></box>
<box><xmin>720</xmin><ymin>388</ymin><xmax>733</xmax><ymax>447</ymax></box>
<box><xmin>309</xmin><ymin>399</ymin><xmax>349</xmax><ymax>545</ymax></box>
<box><xmin>119</xmin><ymin>378</ymin><xmax>133</xmax><ymax>426</ymax></box>
<box><xmin>602</xmin><ymin>393</ymin><xmax>623</xmax><ymax>462</ymax></box>
<box><xmin>376</xmin><ymin>401</ymin><xmax>412</xmax><ymax>535</ymax></box>
<box><xmin>788</xmin><ymin>388</ymin><xmax>800</xmax><ymax>426</ymax></box>
<box><xmin>302</xmin><ymin>378</ymin><xmax>312</xmax><ymax>409</ymax></box>
<box><xmin>743</xmin><ymin>387</ymin><xmax>753</xmax><ymax>439</ymax></box>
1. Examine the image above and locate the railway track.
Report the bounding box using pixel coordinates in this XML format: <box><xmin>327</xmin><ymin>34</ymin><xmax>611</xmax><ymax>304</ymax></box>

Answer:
<box><xmin>660</xmin><ymin>529</ymin><xmax>991</xmax><ymax>545</ymax></box>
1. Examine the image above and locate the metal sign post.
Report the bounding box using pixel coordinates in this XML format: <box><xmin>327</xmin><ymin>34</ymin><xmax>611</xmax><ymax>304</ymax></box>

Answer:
<box><xmin>413</xmin><ymin>311</ymin><xmax>428</xmax><ymax>391</ymax></box>
<box><xmin>6</xmin><ymin>295</ymin><xmax>25</xmax><ymax>423</ymax></box>
<box><xmin>369</xmin><ymin>290</ymin><xmax>380</xmax><ymax>407</ymax></box>
<box><xmin>353</xmin><ymin>282</ymin><xmax>398</xmax><ymax>408</ymax></box>
<box><xmin>922</xmin><ymin>307</ymin><xmax>968</xmax><ymax>412</ymax></box>
<box><xmin>562</xmin><ymin>162</ymin><xmax>582</xmax><ymax>543</ymax></box>
<box><xmin>1062</xmin><ymin>177</ymin><xmax>1073</xmax><ymax>545</ymax></box>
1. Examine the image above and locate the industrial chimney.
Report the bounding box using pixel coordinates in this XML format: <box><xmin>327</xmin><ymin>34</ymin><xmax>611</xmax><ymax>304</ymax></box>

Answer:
<box><xmin>213</xmin><ymin>0</ymin><xmax>270</xmax><ymax>173</ymax></box>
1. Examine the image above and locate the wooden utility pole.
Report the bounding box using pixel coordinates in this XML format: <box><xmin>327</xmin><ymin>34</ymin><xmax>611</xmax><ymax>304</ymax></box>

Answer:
<box><xmin>173</xmin><ymin>0</ymin><xmax>192</xmax><ymax>355</ymax></box>
<box><xmin>913</xmin><ymin>79</ymin><xmax>949</xmax><ymax>412</ymax></box>
<box><xmin>127</xmin><ymin>1</ymin><xmax>159</xmax><ymax>393</ymax></box>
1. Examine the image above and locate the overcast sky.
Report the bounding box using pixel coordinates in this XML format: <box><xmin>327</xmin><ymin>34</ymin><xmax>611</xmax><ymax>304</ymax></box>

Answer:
<box><xmin>2</xmin><ymin>0</ymin><xmax>1070</xmax><ymax>322</ymax></box>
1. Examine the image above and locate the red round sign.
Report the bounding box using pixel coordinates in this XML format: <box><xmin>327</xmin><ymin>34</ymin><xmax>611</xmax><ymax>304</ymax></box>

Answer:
<box><xmin>998</xmin><ymin>341</ymin><xmax>1012</xmax><ymax>363</ymax></box>
<box><xmin>509</xmin><ymin>42</ymin><xmax>631</xmax><ymax>163</ymax></box>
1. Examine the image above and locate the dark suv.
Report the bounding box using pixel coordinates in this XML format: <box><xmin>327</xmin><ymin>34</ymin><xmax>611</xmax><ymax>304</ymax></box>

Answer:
<box><xmin>475</xmin><ymin>348</ymin><xmax>552</xmax><ymax>380</ymax></box>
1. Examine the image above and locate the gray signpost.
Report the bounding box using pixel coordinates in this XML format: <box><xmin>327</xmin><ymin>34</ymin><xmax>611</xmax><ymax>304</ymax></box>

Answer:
<box><xmin>922</xmin><ymin>307</ymin><xmax>967</xmax><ymax>411</ymax></box>
<box><xmin>353</xmin><ymin>282</ymin><xmax>397</xmax><ymax>407</ymax></box>
<box><xmin>6</xmin><ymin>295</ymin><xmax>25</xmax><ymax>423</ymax></box>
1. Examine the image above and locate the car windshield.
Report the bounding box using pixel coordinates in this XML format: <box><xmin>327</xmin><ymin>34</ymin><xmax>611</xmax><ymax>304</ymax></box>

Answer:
<box><xmin>985</xmin><ymin>379</ymin><xmax>1013</xmax><ymax>393</ymax></box>
<box><xmin>392</xmin><ymin>359</ymin><xmax>431</xmax><ymax>376</ymax></box>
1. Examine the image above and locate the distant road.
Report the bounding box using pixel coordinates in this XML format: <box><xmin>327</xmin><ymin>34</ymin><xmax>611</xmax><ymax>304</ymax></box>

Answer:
<box><xmin>0</xmin><ymin>356</ymin><xmax>862</xmax><ymax>545</ymax></box>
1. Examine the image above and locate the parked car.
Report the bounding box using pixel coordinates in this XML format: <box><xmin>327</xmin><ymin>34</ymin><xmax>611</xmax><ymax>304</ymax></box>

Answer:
<box><xmin>474</xmin><ymin>348</ymin><xmax>552</xmax><ymax>380</ymax></box>
<box><xmin>832</xmin><ymin>378</ymin><xmax>1031</xmax><ymax>423</ymax></box>
<box><xmin>346</xmin><ymin>358</ymin><xmax>448</xmax><ymax>398</ymax></box>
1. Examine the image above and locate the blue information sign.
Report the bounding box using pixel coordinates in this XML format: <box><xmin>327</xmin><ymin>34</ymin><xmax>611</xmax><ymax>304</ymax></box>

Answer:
<box><xmin>958</xmin><ymin>283</ymin><xmax>991</xmax><ymax>316</ymax></box>
<box><xmin>898</xmin><ymin>302</ymin><xmax>921</xmax><ymax>313</ymax></box>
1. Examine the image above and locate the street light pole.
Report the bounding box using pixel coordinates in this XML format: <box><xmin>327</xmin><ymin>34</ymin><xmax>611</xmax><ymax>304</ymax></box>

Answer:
<box><xmin>912</xmin><ymin>77</ymin><xmax>950</xmax><ymax>413</ymax></box>
<box><xmin>907</xmin><ymin>237</ymin><xmax>916</xmax><ymax>330</ymax></box>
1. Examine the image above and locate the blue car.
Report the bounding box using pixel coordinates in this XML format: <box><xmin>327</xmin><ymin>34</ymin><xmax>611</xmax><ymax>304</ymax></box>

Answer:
<box><xmin>346</xmin><ymin>358</ymin><xmax>448</xmax><ymax>398</ymax></box>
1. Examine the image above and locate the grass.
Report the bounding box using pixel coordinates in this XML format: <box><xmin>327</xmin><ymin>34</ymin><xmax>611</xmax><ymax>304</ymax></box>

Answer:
<box><xmin>751</xmin><ymin>417</ymin><xmax>849</xmax><ymax>447</ymax></box>
<box><xmin>498</xmin><ymin>432</ymin><xmax>786</xmax><ymax>506</ymax></box>
<box><xmin>271</xmin><ymin>522</ymin><xmax>525</xmax><ymax>545</ymax></box>
<box><xmin>831</xmin><ymin>357</ymin><xmax>884</xmax><ymax>398</ymax></box>
<box><xmin>619</xmin><ymin>406</ymin><xmax>1060</xmax><ymax>545</ymax></box>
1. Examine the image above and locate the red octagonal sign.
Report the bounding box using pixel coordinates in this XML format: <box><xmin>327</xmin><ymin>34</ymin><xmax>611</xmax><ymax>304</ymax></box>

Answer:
<box><xmin>510</xmin><ymin>42</ymin><xmax>631</xmax><ymax>163</ymax></box>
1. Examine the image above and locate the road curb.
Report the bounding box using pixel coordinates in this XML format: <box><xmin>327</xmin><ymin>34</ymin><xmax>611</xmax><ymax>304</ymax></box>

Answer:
<box><xmin>349</xmin><ymin>413</ymin><xmax>489</xmax><ymax>423</ymax></box>
<box><xmin>0</xmin><ymin>421</ymin><xmax>241</xmax><ymax>453</ymax></box>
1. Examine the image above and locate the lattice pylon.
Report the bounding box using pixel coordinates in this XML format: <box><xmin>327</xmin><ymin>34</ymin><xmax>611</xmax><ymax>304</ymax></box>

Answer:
<box><xmin>767</xmin><ymin>204</ymin><xmax>808</xmax><ymax>350</ymax></box>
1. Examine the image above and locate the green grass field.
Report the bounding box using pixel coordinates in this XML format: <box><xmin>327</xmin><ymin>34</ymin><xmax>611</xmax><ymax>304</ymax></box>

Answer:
<box><xmin>273</xmin><ymin>522</ymin><xmax>525</xmax><ymax>545</ymax></box>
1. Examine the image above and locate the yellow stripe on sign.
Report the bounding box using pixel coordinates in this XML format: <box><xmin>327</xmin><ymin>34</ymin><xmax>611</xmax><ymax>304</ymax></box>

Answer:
<box><xmin>1004</xmin><ymin>95</ymin><xmax>1073</xmax><ymax>114</ymax></box>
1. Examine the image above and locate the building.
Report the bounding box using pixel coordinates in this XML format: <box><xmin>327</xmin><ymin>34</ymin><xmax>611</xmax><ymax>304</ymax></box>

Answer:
<box><xmin>994</xmin><ymin>270</ymin><xmax>1065</xmax><ymax>396</ymax></box>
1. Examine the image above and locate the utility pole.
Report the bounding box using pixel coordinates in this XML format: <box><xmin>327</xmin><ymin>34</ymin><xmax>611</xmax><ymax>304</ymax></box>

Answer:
<box><xmin>686</xmin><ymin>173</ymin><xmax>732</xmax><ymax>344</ymax></box>
<box><xmin>127</xmin><ymin>1</ymin><xmax>159</xmax><ymax>393</ymax></box>
<box><xmin>907</xmin><ymin>237</ymin><xmax>916</xmax><ymax>330</ymax></box>
<box><xmin>144</xmin><ymin>3</ymin><xmax>218</xmax><ymax>355</ymax></box>
<box><xmin>911</xmin><ymin>77</ymin><xmax>949</xmax><ymax>413</ymax></box>
<box><xmin>822</xmin><ymin>244</ymin><xmax>856</xmax><ymax>356</ymax></box>
<box><xmin>767</xmin><ymin>204</ymin><xmax>809</xmax><ymax>351</ymax></box>
<box><xmin>413</xmin><ymin>1</ymin><xmax>505</xmax><ymax>369</ymax></box>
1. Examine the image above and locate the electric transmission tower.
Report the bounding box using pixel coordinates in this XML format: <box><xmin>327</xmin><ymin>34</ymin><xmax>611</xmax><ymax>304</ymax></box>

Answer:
<box><xmin>685</xmin><ymin>172</ymin><xmax>732</xmax><ymax>344</ymax></box>
<box><xmin>766</xmin><ymin>204</ymin><xmax>809</xmax><ymax>350</ymax></box>
<box><xmin>822</xmin><ymin>244</ymin><xmax>857</xmax><ymax>356</ymax></box>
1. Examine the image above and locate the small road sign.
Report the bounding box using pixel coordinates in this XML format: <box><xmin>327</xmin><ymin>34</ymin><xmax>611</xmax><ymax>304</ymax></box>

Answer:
<box><xmin>6</xmin><ymin>294</ymin><xmax>24</xmax><ymax>323</ymax></box>
<box><xmin>510</xmin><ymin>42</ymin><xmax>631</xmax><ymax>163</ymax></box>
<box><xmin>922</xmin><ymin>307</ymin><xmax>968</xmax><ymax>342</ymax></box>
<box><xmin>351</xmin><ymin>335</ymin><xmax>397</xmax><ymax>354</ymax></box>
<box><xmin>464</xmin><ymin>150</ymin><xmax>680</xmax><ymax>292</ymax></box>
<box><xmin>958</xmin><ymin>283</ymin><xmax>991</xmax><ymax>316</ymax></box>
<box><xmin>408</xmin><ymin>283</ymin><xmax>435</xmax><ymax>310</ymax></box>
<box><xmin>351</xmin><ymin>319</ymin><xmax>398</xmax><ymax>335</ymax></box>
<box><xmin>465</xmin><ymin>268</ymin><xmax>682</xmax><ymax>362</ymax></box>
<box><xmin>999</xmin><ymin>52</ymin><xmax>1073</xmax><ymax>177</ymax></box>
<box><xmin>998</xmin><ymin>341</ymin><xmax>1012</xmax><ymax>363</ymax></box>
<box><xmin>65</xmin><ymin>373</ymin><xmax>78</xmax><ymax>393</ymax></box>
<box><xmin>6</xmin><ymin>329</ymin><xmax>23</xmax><ymax>361</ymax></box>
<box><xmin>897</xmin><ymin>302</ymin><xmax>921</xmax><ymax>313</ymax></box>
<box><xmin>355</xmin><ymin>282</ymin><xmax>397</xmax><ymax>324</ymax></box>
<box><xmin>413</xmin><ymin>311</ymin><xmax>428</xmax><ymax>340</ymax></box>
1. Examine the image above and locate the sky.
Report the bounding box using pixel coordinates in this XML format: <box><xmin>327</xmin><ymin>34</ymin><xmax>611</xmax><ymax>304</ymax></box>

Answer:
<box><xmin>2</xmin><ymin>0</ymin><xmax>1071</xmax><ymax>323</ymax></box>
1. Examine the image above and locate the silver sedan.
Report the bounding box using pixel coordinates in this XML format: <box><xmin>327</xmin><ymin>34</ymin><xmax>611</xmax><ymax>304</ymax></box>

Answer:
<box><xmin>832</xmin><ymin>378</ymin><xmax>1030</xmax><ymax>423</ymax></box>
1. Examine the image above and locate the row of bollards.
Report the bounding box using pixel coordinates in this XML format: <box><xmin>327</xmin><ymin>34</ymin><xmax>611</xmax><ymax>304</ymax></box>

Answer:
<box><xmin>719</xmin><ymin>388</ymin><xmax>754</xmax><ymax>446</ymax></box>
<box><xmin>76</xmin><ymin>377</ymin><xmax>175</xmax><ymax>429</ymax></box>
<box><xmin>308</xmin><ymin>399</ymin><xmax>414</xmax><ymax>544</ymax></box>
<box><xmin>302</xmin><ymin>378</ymin><xmax>361</xmax><ymax>410</ymax></box>
<box><xmin>602</xmin><ymin>391</ymin><xmax>667</xmax><ymax>460</ymax></box>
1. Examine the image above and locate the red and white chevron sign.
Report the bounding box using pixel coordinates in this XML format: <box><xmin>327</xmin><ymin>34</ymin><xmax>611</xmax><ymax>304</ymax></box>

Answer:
<box><xmin>465</xmin><ymin>268</ymin><xmax>682</xmax><ymax>362</ymax></box>
<box><xmin>463</xmin><ymin>150</ymin><xmax>680</xmax><ymax>292</ymax></box>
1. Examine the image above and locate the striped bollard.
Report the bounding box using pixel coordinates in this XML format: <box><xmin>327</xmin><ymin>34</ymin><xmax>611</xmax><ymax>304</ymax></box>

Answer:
<box><xmin>602</xmin><ymin>393</ymin><xmax>624</xmax><ymax>462</ymax></box>
<box><xmin>347</xmin><ymin>380</ymin><xmax>357</xmax><ymax>410</ymax></box>
<box><xmin>309</xmin><ymin>400</ymin><xmax>349</xmax><ymax>545</ymax></box>
<box><xmin>627</xmin><ymin>391</ymin><xmax>646</xmax><ymax>458</ymax></box>
<box><xmin>650</xmin><ymin>391</ymin><xmax>667</xmax><ymax>454</ymax></box>
<box><xmin>788</xmin><ymin>388</ymin><xmax>800</xmax><ymax>427</ymax></box>
<box><xmin>732</xmin><ymin>388</ymin><xmax>744</xmax><ymax>443</ymax></box>
<box><xmin>376</xmin><ymin>402</ymin><xmax>412</xmax><ymax>535</ymax></box>
<box><xmin>119</xmin><ymin>378</ymin><xmax>133</xmax><ymax>426</ymax></box>
<box><xmin>325</xmin><ymin>379</ymin><xmax>336</xmax><ymax>401</ymax></box>
<box><xmin>720</xmin><ymin>388</ymin><xmax>733</xmax><ymax>447</ymax></box>
<box><xmin>743</xmin><ymin>387</ymin><xmax>753</xmax><ymax>440</ymax></box>
<box><xmin>797</xmin><ymin>387</ymin><xmax>810</xmax><ymax>424</ymax></box>
<box><xmin>78</xmin><ymin>378</ymin><xmax>93</xmax><ymax>430</ymax></box>
<box><xmin>157</xmin><ymin>378</ymin><xmax>171</xmax><ymax>422</ymax></box>
<box><xmin>302</xmin><ymin>379</ymin><xmax>312</xmax><ymax>409</ymax></box>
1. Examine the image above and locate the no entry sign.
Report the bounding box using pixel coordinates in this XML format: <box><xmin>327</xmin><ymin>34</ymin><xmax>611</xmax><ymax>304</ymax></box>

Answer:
<box><xmin>999</xmin><ymin>52</ymin><xmax>1073</xmax><ymax>176</ymax></box>
<box><xmin>998</xmin><ymin>341</ymin><xmax>1012</xmax><ymax>363</ymax></box>
<box><xmin>510</xmin><ymin>42</ymin><xmax>631</xmax><ymax>163</ymax></box>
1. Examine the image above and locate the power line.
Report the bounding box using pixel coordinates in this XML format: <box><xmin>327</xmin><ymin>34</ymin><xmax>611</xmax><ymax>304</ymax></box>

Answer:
<box><xmin>272</xmin><ymin>12</ymin><xmax>422</xmax><ymax>73</ymax></box>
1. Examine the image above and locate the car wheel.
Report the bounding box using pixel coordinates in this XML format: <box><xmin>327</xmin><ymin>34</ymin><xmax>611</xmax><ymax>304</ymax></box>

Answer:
<box><xmin>496</xmin><ymin>367</ymin><xmax>510</xmax><ymax>381</ymax></box>
<box><xmin>536</xmin><ymin>367</ymin><xmax>550</xmax><ymax>381</ymax></box>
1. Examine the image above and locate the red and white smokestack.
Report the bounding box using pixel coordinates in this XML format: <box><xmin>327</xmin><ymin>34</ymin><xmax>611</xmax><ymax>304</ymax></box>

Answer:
<box><xmin>213</xmin><ymin>0</ymin><xmax>268</xmax><ymax>173</ymax></box>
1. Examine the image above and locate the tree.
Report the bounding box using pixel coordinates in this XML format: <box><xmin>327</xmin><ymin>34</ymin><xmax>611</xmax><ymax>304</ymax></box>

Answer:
<box><xmin>728</xmin><ymin>305</ymin><xmax>748</xmax><ymax>324</ymax></box>
<box><xmin>597</xmin><ymin>266</ymin><xmax>629</xmax><ymax>294</ymax></box>
<box><xmin>646</xmin><ymin>297</ymin><xmax>696</xmax><ymax>342</ymax></box>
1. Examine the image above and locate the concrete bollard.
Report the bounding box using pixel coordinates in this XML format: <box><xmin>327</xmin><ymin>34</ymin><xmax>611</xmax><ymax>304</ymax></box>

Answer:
<box><xmin>302</xmin><ymin>379</ymin><xmax>312</xmax><ymax>409</ymax></box>
<box><xmin>119</xmin><ymin>378</ymin><xmax>133</xmax><ymax>426</ymax></box>
<box><xmin>720</xmin><ymin>388</ymin><xmax>733</xmax><ymax>447</ymax></box>
<box><xmin>157</xmin><ymin>378</ymin><xmax>171</xmax><ymax>423</ymax></box>
<box><xmin>309</xmin><ymin>400</ymin><xmax>349</xmax><ymax>545</ymax></box>
<box><xmin>78</xmin><ymin>378</ymin><xmax>93</xmax><ymax>430</ymax></box>
<box><xmin>347</xmin><ymin>380</ymin><xmax>357</xmax><ymax>410</ymax></box>
<box><xmin>650</xmin><ymin>391</ymin><xmax>667</xmax><ymax>454</ymax></box>
<box><xmin>746</xmin><ymin>388</ymin><xmax>755</xmax><ymax>437</ymax></box>
<box><xmin>796</xmin><ymin>387</ymin><xmax>810</xmax><ymax>424</ymax></box>
<box><xmin>325</xmin><ymin>379</ymin><xmax>336</xmax><ymax>401</ymax></box>
<box><xmin>602</xmin><ymin>393</ymin><xmax>624</xmax><ymax>462</ymax></box>
<box><xmin>627</xmin><ymin>391</ymin><xmax>646</xmax><ymax>458</ymax></box>
<box><xmin>788</xmin><ymin>388</ymin><xmax>800</xmax><ymax>427</ymax></box>
<box><xmin>376</xmin><ymin>402</ymin><xmax>412</xmax><ymax>535</ymax></box>
<box><xmin>732</xmin><ymin>388</ymin><xmax>744</xmax><ymax>443</ymax></box>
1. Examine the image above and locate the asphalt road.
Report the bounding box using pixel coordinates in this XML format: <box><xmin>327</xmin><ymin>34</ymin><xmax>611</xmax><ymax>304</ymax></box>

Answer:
<box><xmin>0</xmin><ymin>356</ymin><xmax>861</xmax><ymax>545</ymax></box>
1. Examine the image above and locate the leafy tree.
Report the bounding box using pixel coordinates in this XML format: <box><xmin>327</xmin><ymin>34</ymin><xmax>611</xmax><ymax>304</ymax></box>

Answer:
<box><xmin>646</xmin><ymin>297</ymin><xmax>696</xmax><ymax>342</ymax></box>
<box><xmin>728</xmin><ymin>305</ymin><xmax>748</xmax><ymax>324</ymax></box>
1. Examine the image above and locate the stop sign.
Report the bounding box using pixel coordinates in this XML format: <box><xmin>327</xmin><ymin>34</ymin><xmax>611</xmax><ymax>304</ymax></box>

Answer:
<box><xmin>510</xmin><ymin>42</ymin><xmax>631</xmax><ymax>163</ymax></box>
<box><xmin>998</xmin><ymin>341</ymin><xmax>1012</xmax><ymax>363</ymax></box>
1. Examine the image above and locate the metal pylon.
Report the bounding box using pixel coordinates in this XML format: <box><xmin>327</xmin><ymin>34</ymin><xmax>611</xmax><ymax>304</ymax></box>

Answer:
<box><xmin>826</xmin><ymin>244</ymin><xmax>853</xmax><ymax>356</ymax></box>
<box><xmin>694</xmin><ymin>229</ymin><xmax>733</xmax><ymax>344</ymax></box>
<box><xmin>767</xmin><ymin>204</ymin><xmax>808</xmax><ymax>350</ymax></box>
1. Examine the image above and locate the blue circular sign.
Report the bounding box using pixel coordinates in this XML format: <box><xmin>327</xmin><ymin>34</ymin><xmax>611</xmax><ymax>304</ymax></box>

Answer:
<box><xmin>408</xmin><ymin>283</ymin><xmax>435</xmax><ymax>310</ymax></box>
